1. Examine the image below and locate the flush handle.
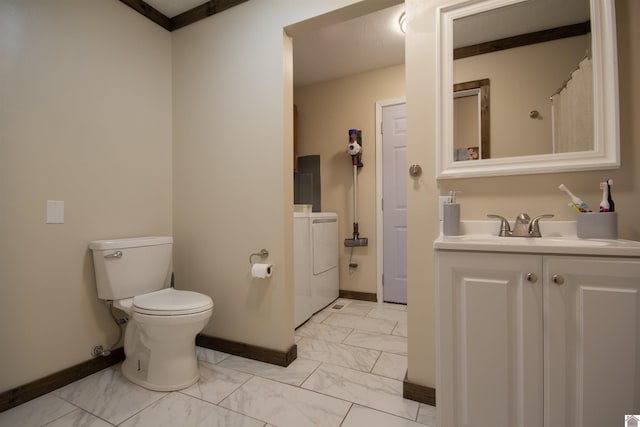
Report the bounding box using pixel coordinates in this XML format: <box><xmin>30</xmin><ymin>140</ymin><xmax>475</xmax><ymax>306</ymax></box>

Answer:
<box><xmin>526</xmin><ymin>273</ymin><xmax>538</xmax><ymax>283</ymax></box>
<box><xmin>104</xmin><ymin>251</ymin><xmax>123</xmax><ymax>259</ymax></box>
<box><xmin>552</xmin><ymin>274</ymin><xmax>565</xmax><ymax>285</ymax></box>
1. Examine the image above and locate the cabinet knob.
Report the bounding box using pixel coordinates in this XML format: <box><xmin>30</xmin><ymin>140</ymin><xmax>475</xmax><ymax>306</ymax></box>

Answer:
<box><xmin>526</xmin><ymin>273</ymin><xmax>538</xmax><ymax>283</ymax></box>
<box><xmin>552</xmin><ymin>274</ymin><xmax>565</xmax><ymax>285</ymax></box>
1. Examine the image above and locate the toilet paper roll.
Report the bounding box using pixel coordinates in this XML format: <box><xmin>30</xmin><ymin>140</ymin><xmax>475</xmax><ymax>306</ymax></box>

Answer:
<box><xmin>251</xmin><ymin>263</ymin><xmax>272</xmax><ymax>279</ymax></box>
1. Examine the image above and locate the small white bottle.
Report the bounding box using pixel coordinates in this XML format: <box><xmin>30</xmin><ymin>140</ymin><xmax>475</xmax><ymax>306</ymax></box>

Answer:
<box><xmin>443</xmin><ymin>191</ymin><xmax>460</xmax><ymax>236</ymax></box>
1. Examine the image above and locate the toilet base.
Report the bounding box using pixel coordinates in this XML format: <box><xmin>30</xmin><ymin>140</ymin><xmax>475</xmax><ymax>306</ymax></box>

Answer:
<box><xmin>120</xmin><ymin>309</ymin><xmax>212</xmax><ymax>391</ymax></box>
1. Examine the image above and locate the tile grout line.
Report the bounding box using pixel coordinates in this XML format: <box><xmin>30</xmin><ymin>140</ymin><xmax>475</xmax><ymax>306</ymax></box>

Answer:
<box><xmin>115</xmin><ymin>391</ymin><xmax>170</xmax><ymax>426</ymax></box>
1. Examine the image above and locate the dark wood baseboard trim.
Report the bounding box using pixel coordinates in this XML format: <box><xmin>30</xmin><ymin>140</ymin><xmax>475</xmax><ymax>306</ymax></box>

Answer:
<box><xmin>196</xmin><ymin>334</ymin><xmax>297</xmax><ymax>367</ymax></box>
<box><xmin>0</xmin><ymin>348</ymin><xmax>125</xmax><ymax>413</ymax></box>
<box><xmin>403</xmin><ymin>375</ymin><xmax>436</xmax><ymax>406</ymax></box>
<box><xmin>1</xmin><ymin>336</ymin><xmax>297</xmax><ymax>413</ymax></box>
<box><xmin>339</xmin><ymin>290</ymin><xmax>377</xmax><ymax>302</ymax></box>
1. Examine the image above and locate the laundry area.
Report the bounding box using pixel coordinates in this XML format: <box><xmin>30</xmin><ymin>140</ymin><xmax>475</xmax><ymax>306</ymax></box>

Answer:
<box><xmin>293</xmin><ymin>128</ymin><xmax>371</xmax><ymax>328</ymax></box>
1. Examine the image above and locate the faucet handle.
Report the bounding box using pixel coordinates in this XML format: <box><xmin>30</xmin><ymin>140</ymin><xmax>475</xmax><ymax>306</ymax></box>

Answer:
<box><xmin>487</xmin><ymin>214</ymin><xmax>511</xmax><ymax>237</ymax></box>
<box><xmin>529</xmin><ymin>214</ymin><xmax>555</xmax><ymax>237</ymax></box>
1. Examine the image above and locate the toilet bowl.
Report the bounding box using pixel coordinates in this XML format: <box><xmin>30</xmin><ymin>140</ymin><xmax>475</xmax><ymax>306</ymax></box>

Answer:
<box><xmin>116</xmin><ymin>288</ymin><xmax>212</xmax><ymax>391</ymax></box>
<box><xmin>89</xmin><ymin>236</ymin><xmax>213</xmax><ymax>391</ymax></box>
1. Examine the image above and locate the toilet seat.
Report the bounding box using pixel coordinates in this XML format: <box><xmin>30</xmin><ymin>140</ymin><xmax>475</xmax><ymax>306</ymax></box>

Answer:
<box><xmin>132</xmin><ymin>288</ymin><xmax>213</xmax><ymax>316</ymax></box>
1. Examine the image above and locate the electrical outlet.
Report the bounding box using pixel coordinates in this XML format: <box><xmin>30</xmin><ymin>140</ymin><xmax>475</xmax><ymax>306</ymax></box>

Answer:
<box><xmin>439</xmin><ymin>196</ymin><xmax>449</xmax><ymax>221</ymax></box>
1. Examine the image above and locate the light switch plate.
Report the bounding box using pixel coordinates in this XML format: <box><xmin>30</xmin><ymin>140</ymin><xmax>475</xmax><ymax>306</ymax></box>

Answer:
<box><xmin>46</xmin><ymin>200</ymin><xmax>64</xmax><ymax>224</ymax></box>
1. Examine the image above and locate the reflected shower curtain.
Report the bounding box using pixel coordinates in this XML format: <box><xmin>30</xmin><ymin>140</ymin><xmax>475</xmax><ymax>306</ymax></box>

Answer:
<box><xmin>551</xmin><ymin>57</ymin><xmax>593</xmax><ymax>153</ymax></box>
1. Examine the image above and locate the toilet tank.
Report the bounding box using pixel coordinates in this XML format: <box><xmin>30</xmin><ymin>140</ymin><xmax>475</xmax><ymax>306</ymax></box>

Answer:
<box><xmin>89</xmin><ymin>236</ymin><xmax>173</xmax><ymax>300</ymax></box>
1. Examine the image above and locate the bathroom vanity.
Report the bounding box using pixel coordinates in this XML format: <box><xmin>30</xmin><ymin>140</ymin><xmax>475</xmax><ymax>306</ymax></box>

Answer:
<box><xmin>435</xmin><ymin>223</ymin><xmax>640</xmax><ymax>427</ymax></box>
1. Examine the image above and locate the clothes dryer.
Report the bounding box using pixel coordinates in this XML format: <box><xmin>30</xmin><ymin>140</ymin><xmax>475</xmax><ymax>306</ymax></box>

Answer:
<box><xmin>309</xmin><ymin>212</ymin><xmax>339</xmax><ymax>312</ymax></box>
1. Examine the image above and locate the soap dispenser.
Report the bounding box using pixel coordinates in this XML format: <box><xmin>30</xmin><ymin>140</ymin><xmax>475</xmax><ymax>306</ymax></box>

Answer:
<box><xmin>443</xmin><ymin>191</ymin><xmax>460</xmax><ymax>236</ymax></box>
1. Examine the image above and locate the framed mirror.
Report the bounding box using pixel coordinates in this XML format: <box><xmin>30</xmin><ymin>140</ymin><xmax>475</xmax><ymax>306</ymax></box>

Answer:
<box><xmin>437</xmin><ymin>0</ymin><xmax>619</xmax><ymax>179</ymax></box>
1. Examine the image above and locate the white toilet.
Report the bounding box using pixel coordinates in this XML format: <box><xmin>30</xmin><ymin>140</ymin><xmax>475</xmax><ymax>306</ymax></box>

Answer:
<box><xmin>89</xmin><ymin>236</ymin><xmax>213</xmax><ymax>391</ymax></box>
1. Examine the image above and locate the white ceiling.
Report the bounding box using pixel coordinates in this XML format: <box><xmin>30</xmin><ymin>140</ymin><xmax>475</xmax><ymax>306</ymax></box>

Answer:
<box><xmin>146</xmin><ymin>0</ymin><xmax>205</xmax><ymax>18</ymax></box>
<box><xmin>291</xmin><ymin>3</ymin><xmax>406</xmax><ymax>88</ymax></box>
<box><xmin>143</xmin><ymin>0</ymin><xmax>589</xmax><ymax>88</ymax></box>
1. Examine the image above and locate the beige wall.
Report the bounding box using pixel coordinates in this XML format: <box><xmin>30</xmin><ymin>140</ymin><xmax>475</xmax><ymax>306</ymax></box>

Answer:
<box><xmin>405</xmin><ymin>0</ymin><xmax>640</xmax><ymax>389</ymax></box>
<box><xmin>0</xmin><ymin>0</ymin><xmax>172</xmax><ymax>392</ymax></box>
<box><xmin>170</xmin><ymin>0</ymin><xmax>402</xmax><ymax>352</ymax></box>
<box><xmin>454</xmin><ymin>94</ymin><xmax>480</xmax><ymax>151</ymax></box>
<box><xmin>294</xmin><ymin>64</ymin><xmax>405</xmax><ymax>295</ymax></box>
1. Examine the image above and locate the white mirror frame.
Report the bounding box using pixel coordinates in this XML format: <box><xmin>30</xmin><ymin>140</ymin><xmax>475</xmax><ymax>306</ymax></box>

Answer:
<box><xmin>436</xmin><ymin>0</ymin><xmax>619</xmax><ymax>179</ymax></box>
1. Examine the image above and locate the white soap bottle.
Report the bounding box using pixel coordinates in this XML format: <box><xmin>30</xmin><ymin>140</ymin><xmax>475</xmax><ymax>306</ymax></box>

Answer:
<box><xmin>443</xmin><ymin>191</ymin><xmax>460</xmax><ymax>236</ymax></box>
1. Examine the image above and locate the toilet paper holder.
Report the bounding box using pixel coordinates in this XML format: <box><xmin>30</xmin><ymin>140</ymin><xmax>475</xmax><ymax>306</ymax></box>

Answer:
<box><xmin>249</xmin><ymin>249</ymin><xmax>269</xmax><ymax>264</ymax></box>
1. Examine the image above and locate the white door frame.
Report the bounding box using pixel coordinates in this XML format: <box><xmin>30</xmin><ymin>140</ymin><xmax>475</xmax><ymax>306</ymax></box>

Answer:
<box><xmin>375</xmin><ymin>97</ymin><xmax>407</xmax><ymax>303</ymax></box>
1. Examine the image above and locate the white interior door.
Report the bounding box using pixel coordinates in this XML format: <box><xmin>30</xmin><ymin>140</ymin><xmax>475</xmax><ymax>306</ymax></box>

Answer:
<box><xmin>382</xmin><ymin>102</ymin><xmax>407</xmax><ymax>304</ymax></box>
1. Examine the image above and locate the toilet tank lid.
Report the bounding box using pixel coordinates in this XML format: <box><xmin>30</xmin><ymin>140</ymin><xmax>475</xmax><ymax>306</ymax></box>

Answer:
<box><xmin>89</xmin><ymin>236</ymin><xmax>172</xmax><ymax>250</ymax></box>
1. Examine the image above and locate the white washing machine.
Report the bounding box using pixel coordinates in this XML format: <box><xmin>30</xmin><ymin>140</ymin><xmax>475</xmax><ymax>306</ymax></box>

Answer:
<box><xmin>294</xmin><ymin>210</ymin><xmax>312</xmax><ymax>328</ymax></box>
<box><xmin>294</xmin><ymin>208</ymin><xmax>339</xmax><ymax>328</ymax></box>
<box><xmin>309</xmin><ymin>212</ymin><xmax>339</xmax><ymax>313</ymax></box>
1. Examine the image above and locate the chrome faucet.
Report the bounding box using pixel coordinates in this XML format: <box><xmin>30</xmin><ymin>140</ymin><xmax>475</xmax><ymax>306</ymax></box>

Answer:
<box><xmin>487</xmin><ymin>213</ymin><xmax>554</xmax><ymax>237</ymax></box>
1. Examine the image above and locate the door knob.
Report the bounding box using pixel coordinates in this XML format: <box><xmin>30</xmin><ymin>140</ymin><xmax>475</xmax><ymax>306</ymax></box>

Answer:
<box><xmin>552</xmin><ymin>274</ymin><xmax>565</xmax><ymax>285</ymax></box>
<box><xmin>526</xmin><ymin>273</ymin><xmax>537</xmax><ymax>283</ymax></box>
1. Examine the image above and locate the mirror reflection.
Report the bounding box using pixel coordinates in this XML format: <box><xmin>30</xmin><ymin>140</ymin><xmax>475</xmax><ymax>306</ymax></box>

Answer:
<box><xmin>454</xmin><ymin>79</ymin><xmax>490</xmax><ymax>160</ymax></box>
<box><xmin>452</xmin><ymin>0</ymin><xmax>591</xmax><ymax>161</ymax></box>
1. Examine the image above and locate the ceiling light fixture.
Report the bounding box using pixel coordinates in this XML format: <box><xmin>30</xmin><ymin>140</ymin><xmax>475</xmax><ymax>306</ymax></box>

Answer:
<box><xmin>399</xmin><ymin>11</ymin><xmax>407</xmax><ymax>33</ymax></box>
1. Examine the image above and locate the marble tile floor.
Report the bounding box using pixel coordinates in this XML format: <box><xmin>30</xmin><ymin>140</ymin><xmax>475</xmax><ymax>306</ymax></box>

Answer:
<box><xmin>0</xmin><ymin>298</ymin><xmax>436</xmax><ymax>427</ymax></box>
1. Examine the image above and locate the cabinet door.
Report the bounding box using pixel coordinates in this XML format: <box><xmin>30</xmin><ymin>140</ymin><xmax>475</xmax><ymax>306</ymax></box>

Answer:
<box><xmin>437</xmin><ymin>251</ymin><xmax>543</xmax><ymax>427</ymax></box>
<box><xmin>545</xmin><ymin>256</ymin><xmax>640</xmax><ymax>427</ymax></box>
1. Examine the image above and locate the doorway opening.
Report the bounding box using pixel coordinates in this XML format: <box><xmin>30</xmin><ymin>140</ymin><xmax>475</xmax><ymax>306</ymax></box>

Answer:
<box><xmin>286</xmin><ymin>2</ymin><xmax>406</xmax><ymax>307</ymax></box>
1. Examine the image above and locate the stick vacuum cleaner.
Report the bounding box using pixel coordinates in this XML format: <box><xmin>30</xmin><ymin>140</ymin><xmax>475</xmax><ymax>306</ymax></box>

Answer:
<box><xmin>344</xmin><ymin>129</ymin><xmax>368</xmax><ymax>248</ymax></box>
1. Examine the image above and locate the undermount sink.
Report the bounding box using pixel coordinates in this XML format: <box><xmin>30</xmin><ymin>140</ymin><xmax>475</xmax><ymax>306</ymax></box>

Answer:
<box><xmin>434</xmin><ymin>220</ymin><xmax>640</xmax><ymax>256</ymax></box>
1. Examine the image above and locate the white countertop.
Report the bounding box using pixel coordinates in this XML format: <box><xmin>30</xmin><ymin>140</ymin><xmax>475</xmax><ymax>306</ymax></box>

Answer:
<box><xmin>434</xmin><ymin>220</ymin><xmax>640</xmax><ymax>257</ymax></box>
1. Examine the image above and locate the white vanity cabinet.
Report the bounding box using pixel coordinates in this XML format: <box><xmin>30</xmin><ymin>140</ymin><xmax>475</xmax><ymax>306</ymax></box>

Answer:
<box><xmin>436</xmin><ymin>249</ymin><xmax>640</xmax><ymax>427</ymax></box>
<box><xmin>543</xmin><ymin>255</ymin><xmax>640</xmax><ymax>427</ymax></box>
